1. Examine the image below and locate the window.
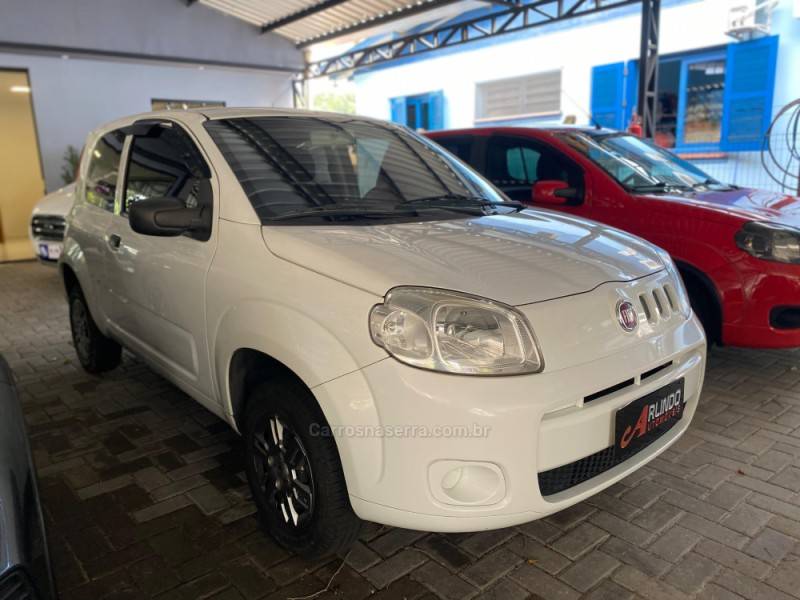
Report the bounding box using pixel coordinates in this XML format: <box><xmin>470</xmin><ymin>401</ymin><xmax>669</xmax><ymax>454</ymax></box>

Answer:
<box><xmin>652</xmin><ymin>54</ymin><xmax>726</xmax><ymax>149</ymax></box>
<box><xmin>390</xmin><ymin>91</ymin><xmax>444</xmax><ymax>131</ymax></box>
<box><xmin>85</xmin><ymin>130</ymin><xmax>125</xmax><ymax>211</ymax></box>
<box><xmin>123</xmin><ymin>123</ymin><xmax>210</xmax><ymax>217</ymax></box>
<box><xmin>682</xmin><ymin>59</ymin><xmax>725</xmax><ymax>146</ymax></box>
<box><xmin>151</xmin><ymin>99</ymin><xmax>225</xmax><ymax>111</ymax></box>
<box><xmin>590</xmin><ymin>36</ymin><xmax>778</xmax><ymax>152</ymax></box>
<box><xmin>485</xmin><ymin>136</ymin><xmax>582</xmax><ymax>202</ymax></box>
<box><xmin>476</xmin><ymin>70</ymin><xmax>561</xmax><ymax>122</ymax></box>
<box><xmin>436</xmin><ymin>137</ymin><xmax>474</xmax><ymax>164</ymax></box>
<box><xmin>204</xmin><ymin>116</ymin><xmax>507</xmax><ymax>225</ymax></box>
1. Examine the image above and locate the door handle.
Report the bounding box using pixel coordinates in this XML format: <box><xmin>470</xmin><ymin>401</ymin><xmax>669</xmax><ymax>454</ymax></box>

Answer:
<box><xmin>107</xmin><ymin>234</ymin><xmax>121</xmax><ymax>250</ymax></box>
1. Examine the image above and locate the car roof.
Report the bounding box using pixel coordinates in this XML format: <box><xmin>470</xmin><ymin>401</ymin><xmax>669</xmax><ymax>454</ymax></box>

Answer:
<box><xmin>428</xmin><ymin>125</ymin><xmax>618</xmax><ymax>137</ymax></box>
<box><xmin>91</xmin><ymin>107</ymin><xmax>396</xmax><ymax>139</ymax></box>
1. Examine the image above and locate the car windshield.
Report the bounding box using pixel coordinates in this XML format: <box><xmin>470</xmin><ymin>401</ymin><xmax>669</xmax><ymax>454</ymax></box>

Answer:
<box><xmin>557</xmin><ymin>131</ymin><xmax>732</xmax><ymax>192</ymax></box>
<box><xmin>204</xmin><ymin>116</ymin><xmax>516</xmax><ymax>224</ymax></box>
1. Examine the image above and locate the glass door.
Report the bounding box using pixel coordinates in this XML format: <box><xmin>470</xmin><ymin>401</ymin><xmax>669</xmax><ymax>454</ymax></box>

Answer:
<box><xmin>0</xmin><ymin>69</ymin><xmax>45</xmax><ymax>261</ymax></box>
<box><xmin>676</xmin><ymin>54</ymin><xmax>726</xmax><ymax>150</ymax></box>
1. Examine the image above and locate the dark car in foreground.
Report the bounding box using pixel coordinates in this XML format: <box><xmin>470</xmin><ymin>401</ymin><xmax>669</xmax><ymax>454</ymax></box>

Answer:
<box><xmin>428</xmin><ymin>127</ymin><xmax>800</xmax><ymax>349</ymax></box>
<box><xmin>0</xmin><ymin>355</ymin><xmax>56</xmax><ymax>599</ymax></box>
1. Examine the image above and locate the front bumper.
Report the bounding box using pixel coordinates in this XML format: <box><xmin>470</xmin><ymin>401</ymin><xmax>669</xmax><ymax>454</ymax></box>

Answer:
<box><xmin>314</xmin><ymin>290</ymin><xmax>706</xmax><ymax>532</ymax></box>
<box><xmin>722</xmin><ymin>257</ymin><xmax>800</xmax><ymax>348</ymax></box>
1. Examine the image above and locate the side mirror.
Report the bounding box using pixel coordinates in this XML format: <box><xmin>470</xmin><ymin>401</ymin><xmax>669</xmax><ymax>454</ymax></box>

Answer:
<box><xmin>129</xmin><ymin>197</ymin><xmax>210</xmax><ymax>238</ymax></box>
<box><xmin>531</xmin><ymin>180</ymin><xmax>579</xmax><ymax>205</ymax></box>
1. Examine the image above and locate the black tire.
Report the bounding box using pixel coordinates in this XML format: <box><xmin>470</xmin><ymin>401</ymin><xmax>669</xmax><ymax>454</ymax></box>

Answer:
<box><xmin>244</xmin><ymin>378</ymin><xmax>362</xmax><ymax>558</ymax></box>
<box><xmin>68</xmin><ymin>285</ymin><xmax>122</xmax><ymax>373</ymax></box>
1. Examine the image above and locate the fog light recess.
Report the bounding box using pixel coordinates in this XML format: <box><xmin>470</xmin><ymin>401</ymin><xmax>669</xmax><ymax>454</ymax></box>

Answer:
<box><xmin>428</xmin><ymin>460</ymin><xmax>506</xmax><ymax>506</ymax></box>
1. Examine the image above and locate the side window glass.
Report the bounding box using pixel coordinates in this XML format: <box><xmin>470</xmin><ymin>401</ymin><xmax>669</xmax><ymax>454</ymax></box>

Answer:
<box><xmin>487</xmin><ymin>136</ymin><xmax>584</xmax><ymax>202</ymax></box>
<box><xmin>123</xmin><ymin>124</ymin><xmax>209</xmax><ymax>216</ymax></box>
<box><xmin>506</xmin><ymin>147</ymin><xmax>541</xmax><ymax>183</ymax></box>
<box><xmin>85</xmin><ymin>131</ymin><xmax>124</xmax><ymax>212</ymax></box>
<box><xmin>487</xmin><ymin>137</ymin><xmax>542</xmax><ymax>186</ymax></box>
<box><xmin>438</xmin><ymin>138</ymin><xmax>473</xmax><ymax>164</ymax></box>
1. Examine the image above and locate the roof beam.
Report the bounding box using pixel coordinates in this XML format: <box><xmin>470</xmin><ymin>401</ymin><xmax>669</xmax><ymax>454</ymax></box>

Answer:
<box><xmin>261</xmin><ymin>0</ymin><xmax>351</xmax><ymax>34</ymax></box>
<box><xmin>306</xmin><ymin>0</ymin><xmax>639</xmax><ymax>77</ymax></box>
<box><xmin>296</xmin><ymin>0</ymin><xmax>462</xmax><ymax>48</ymax></box>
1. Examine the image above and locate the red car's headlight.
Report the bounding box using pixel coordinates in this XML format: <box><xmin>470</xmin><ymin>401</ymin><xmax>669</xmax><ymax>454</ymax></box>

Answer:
<box><xmin>735</xmin><ymin>222</ymin><xmax>800</xmax><ymax>264</ymax></box>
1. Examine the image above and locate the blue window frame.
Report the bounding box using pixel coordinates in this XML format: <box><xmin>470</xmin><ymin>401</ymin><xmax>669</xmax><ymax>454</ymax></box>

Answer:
<box><xmin>591</xmin><ymin>36</ymin><xmax>779</xmax><ymax>153</ymax></box>
<box><xmin>389</xmin><ymin>91</ymin><xmax>444</xmax><ymax>131</ymax></box>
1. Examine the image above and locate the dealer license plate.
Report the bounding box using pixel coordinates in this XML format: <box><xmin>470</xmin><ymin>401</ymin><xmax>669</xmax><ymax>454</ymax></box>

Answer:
<box><xmin>38</xmin><ymin>242</ymin><xmax>62</xmax><ymax>261</ymax></box>
<box><xmin>615</xmin><ymin>378</ymin><xmax>685</xmax><ymax>459</ymax></box>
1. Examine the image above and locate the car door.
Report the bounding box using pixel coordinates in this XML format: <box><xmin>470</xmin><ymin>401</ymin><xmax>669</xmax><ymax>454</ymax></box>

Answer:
<box><xmin>72</xmin><ymin>129</ymin><xmax>126</xmax><ymax>323</ymax></box>
<box><xmin>484</xmin><ymin>135</ymin><xmax>586</xmax><ymax>209</ymax></box>
<box><xmin>104</xmin><ymin>120</ymin><xmax>218</xmax><ymax>407</ymax></box>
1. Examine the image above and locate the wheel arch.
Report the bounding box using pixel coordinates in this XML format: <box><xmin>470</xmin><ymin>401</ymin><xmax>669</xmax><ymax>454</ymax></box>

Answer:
<box><xmin>674</xmin><ymin>259</ymin><xmax>722</xmax><ymax>344</ymax></box>
<box><xmin>225</xmin><ymin>346</ymin><xmax>384</xmax><ymax>499</ymax></box>
<box><xmin>60</xmin><ymin>262</ymin><xmax>79</xmax><ymax>296</ymax></box>
<box><xmin>228</xmin><ymin>348</ymin><xmax>308</xmax><ymax>433</ymax></box>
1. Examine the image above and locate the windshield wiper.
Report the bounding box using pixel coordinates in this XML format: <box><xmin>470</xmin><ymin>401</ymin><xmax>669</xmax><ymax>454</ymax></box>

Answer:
<box><xmin>404</xmin><ymin>194</ymin><xmax>526</xmax><ymax>213</ymax></box>
<box><xmin>630</xmin><ymin>182</ymin><xmax>693</xmax><ymax>194</ymax></box>
<box><xmin>268</xmin><ymin>206</ymin><xmax>418</xmax><ymax>222</ymax></box>
<box><xmin>693</xmin><ymin>178</ymin><xmax>734</xmax><ymax>191</ymax></box>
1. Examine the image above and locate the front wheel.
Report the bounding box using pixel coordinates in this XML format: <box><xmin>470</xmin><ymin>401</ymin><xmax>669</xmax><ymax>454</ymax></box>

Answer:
<box><xmin>68</xmin><ymin>286</ymin><xmax>122</xmax><ymax>373</ymax></box>
<box><xmin>243</xmin><ymin>378</ymin><xmax>361</xmax><ymax>558</ymax></box>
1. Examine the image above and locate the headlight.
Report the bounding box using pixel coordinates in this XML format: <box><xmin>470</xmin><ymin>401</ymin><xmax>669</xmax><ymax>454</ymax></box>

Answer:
<box><xmin>656</xmin><ymin>248</ymin><xmax>692</xmax><ymax>318</ymax></box>
<box><xmin>369</xmin><ymin>287</ymin><xmax>543</xmax><ymax>375</ymax></box>
<box><xmin>735</xmin><ymin>222</ymin><xmax>800</xmax><ymax>264</ymax></box>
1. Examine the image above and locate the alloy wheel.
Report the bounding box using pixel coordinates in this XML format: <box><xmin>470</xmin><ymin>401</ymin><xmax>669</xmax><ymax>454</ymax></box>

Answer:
<box><xmin>252</xmin><ymin>414</ymin><xmax>315</xmax><ymax>528</ymax></box>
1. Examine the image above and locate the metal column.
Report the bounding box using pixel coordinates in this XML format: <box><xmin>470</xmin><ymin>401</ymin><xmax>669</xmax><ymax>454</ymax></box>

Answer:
<box><xmin>638</xmin><ymin>0</ymin><xmax>661</xmax><ymax>138</ymax></box>
<box><xmin>292</xmin><ymin>76</ymin><xmax>308</xmax><ymax>109</ymax></box>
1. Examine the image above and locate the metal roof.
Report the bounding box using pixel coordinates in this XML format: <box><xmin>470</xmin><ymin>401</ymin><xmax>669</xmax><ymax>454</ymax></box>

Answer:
<box><xmin>196</xmin><ymin>0</ymin><xmax>470</xmax><ymax>47</ymax></box>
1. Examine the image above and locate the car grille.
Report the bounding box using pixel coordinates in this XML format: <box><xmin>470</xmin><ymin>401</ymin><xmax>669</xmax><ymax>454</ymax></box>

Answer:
<box><xmin>538</xmin><ymin>417</ymin><xmax>679</xmax><ymax>496</ymax></box>
<box><xmin>638</xmin><ymin>284</ymin><xmax>679</xmax><ymax>325</ymax></box>
<box><xmin>0</xmin><ymin>569</ymin><xmax>37</xmax><ymax>600</ymax></box>
<box><xmin>31</xmin><ymin>215</ymin><xmax>65</xmax><ymax>241</ymax></box>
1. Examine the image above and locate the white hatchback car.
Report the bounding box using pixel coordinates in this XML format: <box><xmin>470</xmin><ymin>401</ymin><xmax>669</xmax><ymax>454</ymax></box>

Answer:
<box><xmin>60</xmin><ymin>108</ymin><xmax>706</xmax><ymax>557</ymax></box>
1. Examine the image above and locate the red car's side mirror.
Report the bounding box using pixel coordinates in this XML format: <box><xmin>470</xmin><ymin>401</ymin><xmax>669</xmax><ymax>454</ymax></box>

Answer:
<box><xmin>531</xmin><ymin>180</ymin><xmax>579</xmax><ymax>205</ymax></box>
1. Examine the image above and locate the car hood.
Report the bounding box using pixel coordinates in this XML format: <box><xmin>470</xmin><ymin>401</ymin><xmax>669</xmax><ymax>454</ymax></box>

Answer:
<box><xmin>648</xmin><ymin>187</ymin><xmax>800</xmax><ymax>228</ymax></box>
<box><xmin>31</xmin><ymin>182</ymin><xmax>76</xmax><ymax>217</ymax></box>
<box><xmin>262</xmin><ymin>210</ymin><xmax>665</xmax><ymax>306</ymax></box>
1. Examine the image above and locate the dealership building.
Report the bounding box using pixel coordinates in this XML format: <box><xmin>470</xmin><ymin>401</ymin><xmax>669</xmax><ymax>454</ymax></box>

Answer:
<box><xmin>343</xmin><ymin>0</ymin><xmax>800</xmax><ymax>190</ymax></box>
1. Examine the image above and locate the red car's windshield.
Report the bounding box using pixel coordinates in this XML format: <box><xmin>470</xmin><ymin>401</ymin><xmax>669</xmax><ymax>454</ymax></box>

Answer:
<box><xmin>557</xmin><ymin>132</ymin><xmax>733</xmax><ymax>193</ymax></box>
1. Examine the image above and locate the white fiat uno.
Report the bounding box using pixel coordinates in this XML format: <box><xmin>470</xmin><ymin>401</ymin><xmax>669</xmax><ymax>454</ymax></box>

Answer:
<box><xmin>60</xmin><ymin>109</ymin><xmax>706</xmax><ymax>557</ymax></box>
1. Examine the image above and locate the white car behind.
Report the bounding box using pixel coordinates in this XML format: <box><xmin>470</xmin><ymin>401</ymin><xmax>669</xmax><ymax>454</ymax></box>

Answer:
<box><xmin>30</xmin><ymin>183</ymin><xmax>75</xmax><ymax>263</ymax></box>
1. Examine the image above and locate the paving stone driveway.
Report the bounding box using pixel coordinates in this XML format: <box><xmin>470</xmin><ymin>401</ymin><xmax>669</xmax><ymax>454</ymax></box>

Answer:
<box><xmin>3</xmin><ymin>261</ymin><xmax>800</xmax><ymax>600</ymax></box>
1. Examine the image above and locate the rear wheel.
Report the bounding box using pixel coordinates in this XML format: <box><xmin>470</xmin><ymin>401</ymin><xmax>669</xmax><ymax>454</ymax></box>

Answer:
<box><xmin>243</xmin><ymin>378</ymin><xmax>361</xmax><ymax>558</ymax></box>
<box><xmin>68</xmin><ymin>286</ymin><xmax>122</xmax><ymax>373</ymax></box>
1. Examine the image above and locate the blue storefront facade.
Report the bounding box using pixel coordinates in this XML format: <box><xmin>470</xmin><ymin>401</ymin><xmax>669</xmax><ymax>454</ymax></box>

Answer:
<box><xmin>348</xmin><ymin>0</ymin><xmax>800</xmax><ymax>192</ymax></box>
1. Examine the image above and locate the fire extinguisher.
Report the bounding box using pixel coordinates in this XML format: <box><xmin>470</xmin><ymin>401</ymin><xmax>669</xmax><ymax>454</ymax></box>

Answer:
<box><xmin>628</xmin><ymin>114</ymin><xmax>642</xmax><ymax>137</ymax></box>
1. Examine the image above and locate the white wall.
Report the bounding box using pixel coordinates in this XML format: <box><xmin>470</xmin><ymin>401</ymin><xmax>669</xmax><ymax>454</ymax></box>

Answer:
<box><xmin>353</xmin><ymin>0</ymin><xmax>741</xmax><ymax>128</ymax></box>
<box><xmin>0</xmin><ymin>0</ymin><xmax>302</xmax><ymax>72</ymax></box>
<box><xmin>0</xmin><ymin>53</ymin><xmax>294</xmax><ymax>192</ymax></box>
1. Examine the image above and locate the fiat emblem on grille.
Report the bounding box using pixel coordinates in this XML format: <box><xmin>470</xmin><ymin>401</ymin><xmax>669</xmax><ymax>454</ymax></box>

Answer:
<box><xmin>617</xmin><ymin>300</ymin><xmax>638</xmax><ymax>332</ymax></box>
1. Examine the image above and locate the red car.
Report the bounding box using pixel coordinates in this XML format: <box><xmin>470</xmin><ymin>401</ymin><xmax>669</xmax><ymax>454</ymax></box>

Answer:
<box><xmin>427</xmin><ymin>127</ymin><xmax>800</xmax><ymax>349</ymax></box>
